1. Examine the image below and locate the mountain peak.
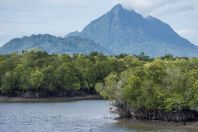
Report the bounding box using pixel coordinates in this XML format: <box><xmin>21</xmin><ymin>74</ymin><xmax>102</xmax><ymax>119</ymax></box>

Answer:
<box><xmin>1</xmin><ymin>4</ymin><xmax>198</xmax><ymax>57</ymax></box>
<box><xmin>111</xmin><ymin>4</ymin><xmax>137</xmax><ymax>14</ymax></box>
<box><xmin>69</xmin><ymin>4</ymin><xmax>198</xmax><ymax>57</ymax></box>
<box><xmin>111</xmin><ymin>4</ymin><xmax>124</xmax><ymax>11</ymax></box>
<box><xmin>111</xmin><ymin>4</ymin><xmax>142</xmax><ymax>18</ymax></box>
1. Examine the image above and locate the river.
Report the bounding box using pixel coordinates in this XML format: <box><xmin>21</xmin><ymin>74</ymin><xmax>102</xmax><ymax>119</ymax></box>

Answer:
<box><xmin>0</xmin><ymin>100</ymin><xmax>197</xmax><ymax>132</ymax></box>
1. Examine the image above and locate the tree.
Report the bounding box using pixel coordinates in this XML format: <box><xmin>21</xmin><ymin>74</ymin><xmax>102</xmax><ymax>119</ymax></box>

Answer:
<box><xmin>29</xmin><ymin>70</ymin><xmax>44</xmax><ymax>91</ymax></box>
<box><xmin>55</xmin><ymin>63</ymin><xmax>80</xmax><ymax>92</ymax></box>
<box><xmin>1</xmin><ymin>71</ymin><xmax>16</xmax><ymax>94</ymax></box>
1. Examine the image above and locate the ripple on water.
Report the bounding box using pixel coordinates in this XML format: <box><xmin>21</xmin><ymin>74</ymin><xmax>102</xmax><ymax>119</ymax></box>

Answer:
<box><xmin>1</xmin><ymin>100</ymin><xmax>198</xmax><ymax>132</ymax></box>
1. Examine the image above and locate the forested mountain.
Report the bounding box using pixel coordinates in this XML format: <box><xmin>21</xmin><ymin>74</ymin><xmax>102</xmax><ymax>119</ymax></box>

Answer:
<box><xmin>1</xmin><ymin>4</ymin><xmax>198</xmax><ymax>57</ymax></box>
<box><xmin>67</xmin><ymin>4</ymin><xmax>198</xmax><ymax>57</ymax></box>
<box><xmin>0</xmin><ymin>34</ymin><xmax>110</xmax><ymax>54</ymax></box>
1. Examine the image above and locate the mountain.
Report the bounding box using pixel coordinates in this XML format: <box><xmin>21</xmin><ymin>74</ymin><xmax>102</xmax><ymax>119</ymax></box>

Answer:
<box><xmin>0</xmin><ymin>34</ymin><xmax>110</xmax><ymax>54</ymax></box>
<box><xmin>67</xmin><ymin>4</ymin><xmax>198</xmax><ymax>57</ymax></box>
<box><xmin>1</xmin><ymin>4</ymin><xmax>198</xmax><ymax>57</ymax></box>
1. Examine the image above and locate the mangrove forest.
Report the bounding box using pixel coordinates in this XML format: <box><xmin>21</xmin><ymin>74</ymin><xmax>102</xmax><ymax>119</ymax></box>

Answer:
<box><xmin>1</xmin><ymin>50</ymin><xmax>198</xmax><ymax>122</ymax></box>
<box><xmin>96</xmin><ymin>54</ymin><xmax>198</xmax><ymax>122</ymax></box>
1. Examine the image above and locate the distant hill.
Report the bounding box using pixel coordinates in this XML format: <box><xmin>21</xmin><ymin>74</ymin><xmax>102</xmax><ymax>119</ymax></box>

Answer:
<box><xmin>0</xmin><ymin>34</ymin><xmax>110</xmax><ymax>54</ymax></box>
<box><xmin>67</xmin><ymin>4</ymin><xmax>198</xmax><ymax>57</ymax></box>
<box><xmin>1</xmin><ymin>4</ymin><xmax>198</xmax><ymax>57</ymax></box>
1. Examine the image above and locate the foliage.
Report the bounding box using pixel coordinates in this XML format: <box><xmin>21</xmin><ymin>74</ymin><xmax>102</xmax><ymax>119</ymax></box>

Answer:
<box><xmin>96</xmin><ymin>57</ymin><xmax>198</xmax><ymax>121</ymax></box>
<box><xmin>1</xmin><ymin>49</ymin><xmax>198</xmax><ymax>119</ymax></box>
<box><xmin>0</xmin><ymin>50</ymin><xmax>137</xmax><ymax>97</ymax></box>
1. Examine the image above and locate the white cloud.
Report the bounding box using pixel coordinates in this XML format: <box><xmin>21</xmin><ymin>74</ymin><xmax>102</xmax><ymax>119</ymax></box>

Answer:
<box><xmin>0</xmin><ymin>0</ymin><xmax>198</xmax><ymax>45</ymax></box>
<box><xmin>0</xmin><ymin>0</ymin><xmax>92</xmax><ymax>14</ymax></box>
<box><xmin>115</xmin><ymin>0</ymin><xmax>197</xmax><ymax>16</ymax></box>
<box><xmin>176</xmin><ymin>29</ymin><xmax>198</xmax><ymax>45</ymax></box>
<box><xmin>177</xmin><ymin>29</ymin><xmax>196</xmax><ymax>37</ymax></box>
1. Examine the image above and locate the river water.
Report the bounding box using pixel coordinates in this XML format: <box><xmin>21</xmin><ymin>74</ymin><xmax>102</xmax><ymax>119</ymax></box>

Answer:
<box><xmin>0</xmin><ymin>100</ymin><xmax>197</xmax><ymax>132</ymax></box>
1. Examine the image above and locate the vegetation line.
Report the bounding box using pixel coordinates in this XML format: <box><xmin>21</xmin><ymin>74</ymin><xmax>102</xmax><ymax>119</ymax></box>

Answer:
<box><xmin>0</xmin><ymin>95</ymin><xmax>102</xmax><ymax>103</ymax></box>
<box><xmin>1</xmin><ymin>50</ymin><xmax>198</xmax><ymax>122</ymax></box>
<box><xmin>0</xmin><ymin>50</ymin><xmax>151</xmax><ymax>98</ymax></box>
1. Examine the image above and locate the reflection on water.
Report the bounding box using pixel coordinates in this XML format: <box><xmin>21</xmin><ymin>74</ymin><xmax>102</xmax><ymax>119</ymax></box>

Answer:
<box><xmin>0</xmin><ymin>100</ymin><xmax>197</xmax><ymax>132</ymax></box>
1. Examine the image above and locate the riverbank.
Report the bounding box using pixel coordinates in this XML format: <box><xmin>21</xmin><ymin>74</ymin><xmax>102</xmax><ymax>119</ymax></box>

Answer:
<box><xmin>117</xmin><ymin>119</ymin><xmax>198</xmax><ymax>130</ymax></box>
<box><xmin>0</xmin><ymin>95</ymin><xmax>103</xmax><ymax>103</ymax></box>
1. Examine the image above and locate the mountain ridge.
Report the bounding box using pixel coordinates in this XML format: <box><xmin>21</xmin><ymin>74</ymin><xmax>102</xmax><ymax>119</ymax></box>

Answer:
<box><xmin>1</xmin><ymin>4</ymin><xmax>198</xmax><ymax>57</ymax></box>
<box><xmin>0</xmin><ymin>34</ymin><xmax>111</xmax><ymax>54</ymax></box>
<box><xmin>67</xmin><ymin>4</ymin><xmax>198</xmax><ymax>57</ymax></box>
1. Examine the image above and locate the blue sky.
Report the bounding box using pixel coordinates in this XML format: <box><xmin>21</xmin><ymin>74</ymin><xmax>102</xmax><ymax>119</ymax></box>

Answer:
<box><xmin>0</xmin><ymin>0</ymin><xmax>198</xmax><ymax>46</ymax></box>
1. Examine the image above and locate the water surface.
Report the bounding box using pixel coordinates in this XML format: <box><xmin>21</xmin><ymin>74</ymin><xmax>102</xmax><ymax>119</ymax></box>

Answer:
<box><xmin>0</xmin><ymin>100</ymin><xmax>197</xmax><ymax>132</ymax></box>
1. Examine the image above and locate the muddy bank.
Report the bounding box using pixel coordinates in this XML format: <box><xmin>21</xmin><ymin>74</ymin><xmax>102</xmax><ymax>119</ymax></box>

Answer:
<box><xmin>0</xmin><ymin>95</ymin><xmax>103</xmax><ymax>103</ymax></box>
<box><xmin>117</xmin><ymin>119</ymin><xmax>198</xmax><ymax>131</ymax></box>
<box><xmin>113</xmin><ymin>104</ymin><xmax>198</xmax><ymax>122</ymax></box>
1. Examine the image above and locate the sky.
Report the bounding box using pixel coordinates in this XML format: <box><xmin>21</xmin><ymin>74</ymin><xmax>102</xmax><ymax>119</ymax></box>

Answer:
<box><xmin>0</xmin><ymin>0</ymin><xmax>198</xmax><ymax>46</ymax></box>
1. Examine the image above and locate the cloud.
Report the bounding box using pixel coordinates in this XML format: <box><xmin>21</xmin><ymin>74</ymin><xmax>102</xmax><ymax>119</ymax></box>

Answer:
<box><xmin>0</xmin><ymin>0</ymin><xmax>92</xmax><ymax>10</ymax></box>
<box><xmin>176</xmin><ymin>29</ymin><xmax>198</xmax><ymax>45</ymax></box>
<box><xmin>115</xmin><ymin>0</ymin><xmax>197</xmax><ymax>16</ymax></box>
<box><xmin>176</xmin><ymin>29</ymin><xmax>196</xmax><ymax>37</ymax></box>
<box><xmin>0</xmin><ymin>0</ymin><xmax>197</xmax><ymax>45</ymax></box>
